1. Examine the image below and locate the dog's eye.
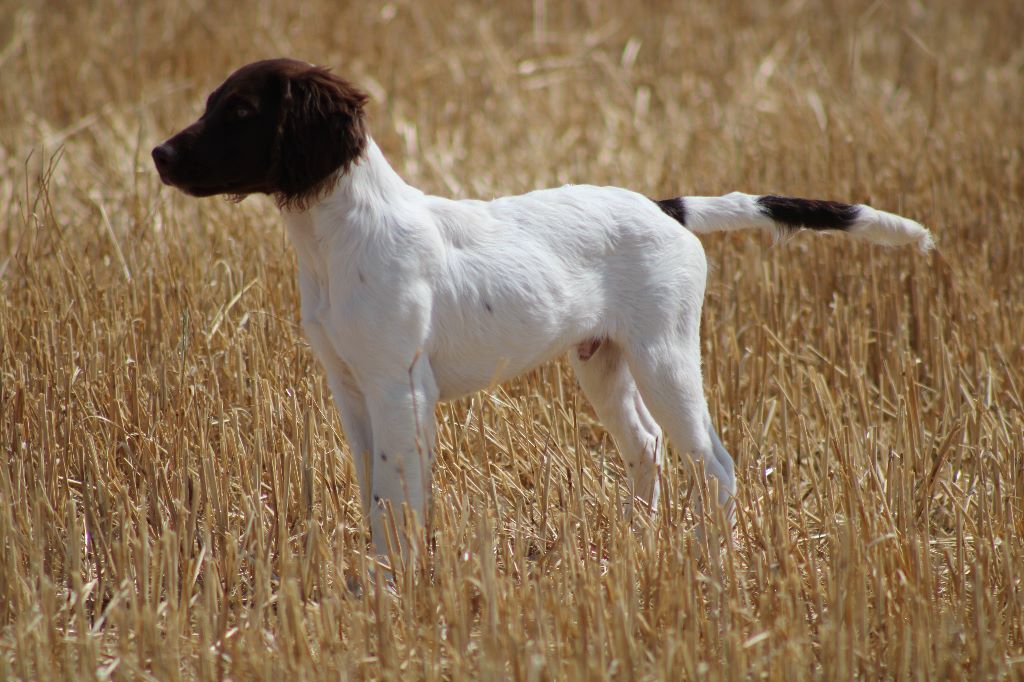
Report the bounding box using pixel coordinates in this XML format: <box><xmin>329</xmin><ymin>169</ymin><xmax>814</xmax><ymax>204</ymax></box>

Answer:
<box><xmin>233</xmin><ymin>104</ymin><xmax>254</xmax><ymax>120</ymax></box>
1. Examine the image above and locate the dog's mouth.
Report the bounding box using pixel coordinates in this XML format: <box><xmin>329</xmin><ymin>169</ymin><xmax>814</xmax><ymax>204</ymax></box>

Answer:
<box><xmin>176</xmin><ymin>182</ymin><xmax>231</xmax><ymax>197</ymax></box>
<box><xmin>156</xmin><ymin>172</ymin><xmax>228</xmax><ymax>197</ymax></box>
<box><xmin>153</xmin><ymin>161</ymin><xmax>241</xmax><ymax>198</ymax></box>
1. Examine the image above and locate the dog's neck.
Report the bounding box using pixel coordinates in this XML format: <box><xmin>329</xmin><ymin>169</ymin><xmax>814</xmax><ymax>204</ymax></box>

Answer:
<box><xmin>280</xmin><ymin>136</ymin><xmax>422</xmax><ymax>280</ymax></box>
<box><xmin>296</xmin><ymin>136</ymin><xmax>421</xmax><ymax>225</ymax></box>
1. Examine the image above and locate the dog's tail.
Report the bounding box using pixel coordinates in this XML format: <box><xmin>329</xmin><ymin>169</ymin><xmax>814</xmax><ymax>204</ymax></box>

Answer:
<box><xmin>654</xmin><ymin>192</ymin><xmax>934</xmax><ymax>252</ymax></box>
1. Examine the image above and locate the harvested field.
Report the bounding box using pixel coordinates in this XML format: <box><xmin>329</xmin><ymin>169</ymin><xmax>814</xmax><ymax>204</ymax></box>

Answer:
<box><xmin>1</xmin><ymin>0</ymin><xmax>1022</xmax><ymax>678</ymax></box>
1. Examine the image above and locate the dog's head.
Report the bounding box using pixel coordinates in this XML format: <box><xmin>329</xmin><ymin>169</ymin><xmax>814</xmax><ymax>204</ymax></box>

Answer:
<box><xmin>152</xmin><ymin>58</ymin><xmax>369</xmax><ymax>209</ymax></box>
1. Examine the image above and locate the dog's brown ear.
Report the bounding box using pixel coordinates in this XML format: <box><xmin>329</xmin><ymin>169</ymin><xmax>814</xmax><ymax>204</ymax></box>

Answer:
<box><xmin>275</xmin><ymin>67</ymin><xmax>369</xmax><ymax>209</ymax></box>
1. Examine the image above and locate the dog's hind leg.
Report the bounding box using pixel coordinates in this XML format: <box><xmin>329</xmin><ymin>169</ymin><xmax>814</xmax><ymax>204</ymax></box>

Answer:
<box><xmin>571</xmin><ymin>340</ymin><xmax>664</xmax><ymax>507</ymax></box>
<box><xmin>622</xmin><ymin>339</ymin><xmax>736</xmax><ymax>529</ymax></box>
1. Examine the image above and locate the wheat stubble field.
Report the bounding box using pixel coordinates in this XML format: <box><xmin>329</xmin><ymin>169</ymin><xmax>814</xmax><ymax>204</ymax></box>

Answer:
<box><xmin>1</xmin><ymin>0</ymin><xmax>1023</xmax><ymax>679</ymax></box>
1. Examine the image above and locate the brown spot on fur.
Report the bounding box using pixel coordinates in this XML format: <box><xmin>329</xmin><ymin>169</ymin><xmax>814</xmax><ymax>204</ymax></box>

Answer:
<box><xmin>757</xmin><ymin>195</ymin><xmax>858</xmax><ymax>231</ymax></box>
<box><xmin>654</xmin><ymin>197</ymin><xmax>687</xmax><ymax>226</ymax></box>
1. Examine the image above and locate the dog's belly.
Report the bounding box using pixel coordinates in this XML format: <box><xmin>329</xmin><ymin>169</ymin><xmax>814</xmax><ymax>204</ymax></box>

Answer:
<box><xmin>432</xmin><ymin>336</ymin><xmax>607</xmax><ymax>400</ymax></box>
<box><xmin>430</xmin><ymin>337</ymin><xmax>570</xmax><ymax>401</ymax></box>
<box><xmin>427</xmin><ymin>291</ymin><xmax>600</xmax><ymax>399</ymax></box>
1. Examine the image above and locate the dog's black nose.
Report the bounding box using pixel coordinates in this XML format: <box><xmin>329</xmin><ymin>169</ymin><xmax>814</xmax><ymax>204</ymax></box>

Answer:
<box><xmin>151</xmin><ymin>143</ymin><xmax>176</xmax><ymax>170</ymax></box>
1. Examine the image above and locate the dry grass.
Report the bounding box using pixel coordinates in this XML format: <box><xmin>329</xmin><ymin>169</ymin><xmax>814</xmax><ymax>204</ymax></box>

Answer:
<box><xmin>2</xmin><ymin>0</ymin><xmax>1023</xmax><ymax>678</ymax></box>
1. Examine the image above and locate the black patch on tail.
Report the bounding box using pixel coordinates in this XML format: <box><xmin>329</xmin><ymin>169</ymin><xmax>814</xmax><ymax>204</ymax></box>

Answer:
<box><xmin>654</xmin><ymin>197</ymin><xmax>687</xmax><ymax>226</ymax></box>
<box><xmin>757</xmin><ymin>195</ymin><xmax>859</xmax><ymax>231</ymax></box>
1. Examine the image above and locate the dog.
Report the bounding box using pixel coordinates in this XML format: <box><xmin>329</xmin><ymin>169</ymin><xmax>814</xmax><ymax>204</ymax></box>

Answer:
<box><xmin>153</xmin><ymin>58</ymin><xmax>933</xmax><ymax>555</ymax></box>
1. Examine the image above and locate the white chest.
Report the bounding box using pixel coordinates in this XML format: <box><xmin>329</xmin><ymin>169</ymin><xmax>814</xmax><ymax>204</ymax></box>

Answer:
<box><xmin>283</xmin><ymin>211</ymin><xmax>350</xmax><ymax>370</ymax></box>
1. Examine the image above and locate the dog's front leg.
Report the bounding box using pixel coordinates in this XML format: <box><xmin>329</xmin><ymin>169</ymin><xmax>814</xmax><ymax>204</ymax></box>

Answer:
<box><xmin>323</xmin><ymin>366</ymin><xmax>374</xmax><ymax>514</ymax></box>
<box><xmin>362</xmin><ymin>353</ymin><xmax>439</xmax><ymax>561</ymax></box>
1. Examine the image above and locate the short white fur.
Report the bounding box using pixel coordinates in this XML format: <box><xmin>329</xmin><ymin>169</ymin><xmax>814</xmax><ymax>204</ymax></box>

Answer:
<box><xmin>285</xmin><ymin>138</ymin><xmax>932</xmax><ymax>553</ymax></box>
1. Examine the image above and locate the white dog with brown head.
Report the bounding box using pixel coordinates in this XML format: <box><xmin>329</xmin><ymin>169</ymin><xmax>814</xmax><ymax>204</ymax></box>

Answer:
<box><xmin>153</xmin><ymin>58</ymin><xmax>932</xmax><ymax>556</ymax></box>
